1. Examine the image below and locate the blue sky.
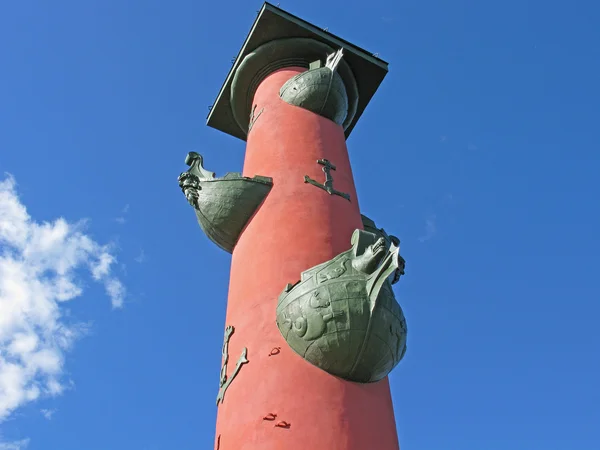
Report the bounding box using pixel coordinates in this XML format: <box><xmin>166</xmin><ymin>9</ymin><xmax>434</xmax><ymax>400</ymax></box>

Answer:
<box><xmin>1</xmin><ymin>0</ymin><xmax>599</xmax><ymax>449</ymax></box>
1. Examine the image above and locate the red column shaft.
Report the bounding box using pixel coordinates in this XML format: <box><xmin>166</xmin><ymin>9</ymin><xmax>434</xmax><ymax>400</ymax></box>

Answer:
<box><xmin>215</xmin><ymin>68</ymin><xmax>400</xmax><ymax>450</ymax></box>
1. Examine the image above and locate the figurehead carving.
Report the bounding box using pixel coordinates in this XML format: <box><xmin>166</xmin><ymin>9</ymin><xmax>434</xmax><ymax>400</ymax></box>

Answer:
<box><xmin>361</xmin><ymin>214</ymin><xmax>403</xmax><ymax>283</ymax></box>
<box><xmin>276</xmin><ymin>228</ymin><xmax>407</xmax><ymax>383</ymax></box>
<box><xmin>178</xmin><ymin>152</ymin><xmax>273</xmax><ymax>253</ymax></box>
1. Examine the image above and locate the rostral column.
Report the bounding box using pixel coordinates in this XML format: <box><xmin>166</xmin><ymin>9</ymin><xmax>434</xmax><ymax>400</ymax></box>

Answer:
<box><xmin>178</xmin><ymin>3</ymin><xmax>409</xmax><ymax>449</ymax></box>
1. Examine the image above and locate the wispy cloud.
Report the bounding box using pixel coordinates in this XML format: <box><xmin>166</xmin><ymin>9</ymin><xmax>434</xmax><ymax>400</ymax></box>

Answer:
<box><xmin>418</xmin><ymin>214</ymin><xmax>437</xmax><ymax>242</ymax></box>
<box><xmin>0</xmin><ymin>174</ymin><xmax>125</xmax><ymax>424</ymax></box>
<box><xmin>40</xmin><ymin>408</ymin><xmax>56</xmax><ymax>420</ymax></box>
<box><xmin>440</xmin><ymin>135</ymin><xmax>448</xmax><ymax>143</ymax></box>
<box><xmin>105</xmin><ymin>279</ymin><xmax>125</xmax><ymax>309</ymax></box>
<box><xmin>0</xmin><ymin>439</ymin><xmax>30</xmax><ymax>450</ymax></box>
<box><xmin>467</xmin><ymin>143</ymin><xmax>478</xmax><ymax>151</ymax></box>
<box><xmin>134</xmin><ymin>249</ymin><xmax>146</xmax><ymax>264</ymax></box>
<box><xmin>114</xmin><ymin>204</ymin><xmax>129</xmax><ymax>225</ymax></box>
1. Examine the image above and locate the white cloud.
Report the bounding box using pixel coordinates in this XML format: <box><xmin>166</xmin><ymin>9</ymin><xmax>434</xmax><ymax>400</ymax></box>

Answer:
<box><xmin>105</xmin><ymin>278</ymin><xmax>125</xmax><ymax>309</ymax></box>
<box><xmin>0</xmin><ymin>174</ymin><xmax>125</xmax><ymax>423</ymax></box>
<box><xmin>40</xmin><ymin>408</ymin><xmax>56</xmax><ymax>420</ymax></box>
<box><xmin>0</xmin><ymin>439</ymin><xmax>30</xmax><ymax>450</ymax></box>
<box><xmin>90</xmin><ymin>251</ymin><xmax>115</xmax><ymax>280</ymax></box>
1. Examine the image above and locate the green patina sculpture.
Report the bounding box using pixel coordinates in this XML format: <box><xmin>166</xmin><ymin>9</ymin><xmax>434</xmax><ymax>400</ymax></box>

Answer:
<box><xmin>276</xmin><ymin>228</ymin><xmax>407</xmax><ymax>383</ymax></box>
<box><xmin>280</xmin><ymin>48</ymin><xmax>349</xmax><ymax>125</ymax></box>
<box><xmin>304</xmin><ymin>158</ymin><xmax>351</xmax><ymax>201</ymax></box>
<box><xmin>361</xmin><ymin>214</ymin><xmax>403</xmax><ymax>284</ymax></box>
<box><xmin>218</xmin><ymin>326</ymin><xmax>235</xmax><ymax>389</ymax></box>
<box><xmin>178</xmin><ymin>152</ymin><xmax>273</xmax><ymax>253</ymax></box>
<box><xmin>248</xmin><ymin>105</ymin><xmax>264</xmax><ymax>133</ymax></box>
<box><xmin>216</xmin><ymin>325</ymin><xmax>248</xmax><ymax>406</ymax></box>
<box><xmin>230</xmin><ymin>38</ymin><xmax>359</xmax><ymax>137</ymax></box>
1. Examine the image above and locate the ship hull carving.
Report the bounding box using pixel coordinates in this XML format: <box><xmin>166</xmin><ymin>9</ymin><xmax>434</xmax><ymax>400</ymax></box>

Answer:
<box><xmin>276</xmin><ymin>228</ymin><xmax>407</xmax><ymax>383</ymax></box>
<box><xmin>178</xmin><ymin>152</ymin><xmax>273</xmax><ymax>253</ymax></box>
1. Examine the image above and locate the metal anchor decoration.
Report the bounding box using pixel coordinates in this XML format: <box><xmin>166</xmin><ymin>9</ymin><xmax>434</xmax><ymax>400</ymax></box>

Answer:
<box><xmin>218</xmin><ymin>326</ymin><xmax>234</xmax><ymax>388</ymax></box>
<box><xmin>248</xmin><ymin>104</ymin><xmax>264</xmax><ymax>133</ymax></box>
<box><xmin>216</xmin><ymin>326</ymin><xmax>249</xmax><ymax>406</ymax></box>
<box><xmin>304</xmin><ymin>159</ymin><xmax>351</xmax><ymax>201</ymax></box>
<box><xmin>216</xmin><ymin>349</ymin><xmax>248</xmax><ymax>406</ymax></box>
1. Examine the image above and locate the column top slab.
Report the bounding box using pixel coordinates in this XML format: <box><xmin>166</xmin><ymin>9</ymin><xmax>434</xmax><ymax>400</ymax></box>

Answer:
<box><xmin>207</xmin><ymin>2</ymin><xmax>389</xmax><ymax>141</ymax></box>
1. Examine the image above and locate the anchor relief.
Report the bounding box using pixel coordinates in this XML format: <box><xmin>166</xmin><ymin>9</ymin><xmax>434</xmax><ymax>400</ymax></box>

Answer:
<box><xmin>304</xmin><ymin>158</ymin><xmax>351</xmax><ymax>201</ymax></box>
<box><xmin>248</xmin><ymin>104</ymin><xmax>264</xmax><ymax>133</ymax></box>
<box><xmin>276</xmin><ymin>220</ymin><xmax>407</xmax><ymax>383</ymax></box>
<box><xmin>216</xmin><ymin>326</ymin><xmax>248</xmax><ymax>406</ymax></box>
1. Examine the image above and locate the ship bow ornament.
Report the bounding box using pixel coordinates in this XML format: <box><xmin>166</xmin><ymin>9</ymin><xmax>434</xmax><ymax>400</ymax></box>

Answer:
<box><xmin>279</xmin><ymin>48</ymin><xmax>350</xmax><ymax>126</ymax></box>
<box><xmin>178</xmin><ymin>152</ymin><xmax>273</xmax><ymax>253</ymax></box>
<box><xmin>276</xmin><ymin>227</ymin><xmax>408</xmax><ymax>383</ymax></box>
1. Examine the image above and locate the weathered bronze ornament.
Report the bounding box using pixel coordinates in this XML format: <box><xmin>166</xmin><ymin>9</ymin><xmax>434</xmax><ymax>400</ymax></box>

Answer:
<box><xmin>248</xmin><ymin>104</ymin><xmax>264</xmax><ymax>133</ymax></box>
<box><xmin>276</xmin><ymin>227</ymin><xmax>407</xmax><ymax>383</ymax></box>
<box><xmin>280</xmin><ymin>48</ymin><xmax>349</xmax><ymax>126</ymax></box>
<box><xmin>178</xmin><ymin>152</ymin><xmax>272</xmax><ymax>253</ymax></box>
<box><xmin>229</xmin><ymin>38</ymin><xmax>359</xmax><ymax>138</ymax></box>
<box><xmin>304</xmin><ymin>158</ymin><xmax>351</xmax><ymax>201</ymax></box>
<box><xmin>216</xmin><ymin>325</ymin><xmax>249</xmax><ymax>406</ymax></box>
<box><xmin>361</xmin><ymin>214</ymin><xmax>403</xmax><ymax>284</ymax></box>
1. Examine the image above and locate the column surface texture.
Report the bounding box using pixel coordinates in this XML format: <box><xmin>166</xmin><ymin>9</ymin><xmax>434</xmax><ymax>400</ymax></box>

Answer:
<box><xmin>215</xmin><ymin>67</ymin><xmax>400</xmax><ymax>450</ymax></box>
